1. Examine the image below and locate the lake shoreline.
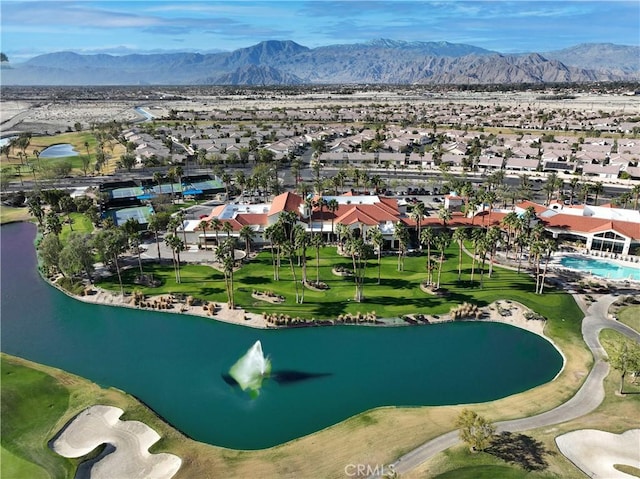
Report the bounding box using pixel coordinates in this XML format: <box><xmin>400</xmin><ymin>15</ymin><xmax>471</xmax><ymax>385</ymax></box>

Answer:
<box><xmin>54</xmin><ymin>277</ymin><xmax>550</xmax><ymax>339</ymax></box>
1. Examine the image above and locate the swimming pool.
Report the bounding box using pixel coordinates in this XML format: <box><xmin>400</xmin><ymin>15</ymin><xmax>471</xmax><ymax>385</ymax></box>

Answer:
<box><xmin>560</xmin><ymin>256</ymin><xmax>640</xmax><ymax>281</ymax></box>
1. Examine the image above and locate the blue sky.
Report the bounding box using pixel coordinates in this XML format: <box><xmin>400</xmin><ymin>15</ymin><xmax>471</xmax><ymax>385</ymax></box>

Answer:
<box><xmin>1</xmin><ymin>1</ymin><xmax>638</xmax><ymax>62</ymax></box>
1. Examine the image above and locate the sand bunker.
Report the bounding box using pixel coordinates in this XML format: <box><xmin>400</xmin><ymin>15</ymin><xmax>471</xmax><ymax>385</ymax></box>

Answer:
<box><xmin>52</xmin><ymin>405</ymin><xmax>181</xmax><ymax>479</ymax></box>
<box><xmin>555</xmin><ymin>429</ymin><xmax>640</xmax><ymax>479</ymax></box>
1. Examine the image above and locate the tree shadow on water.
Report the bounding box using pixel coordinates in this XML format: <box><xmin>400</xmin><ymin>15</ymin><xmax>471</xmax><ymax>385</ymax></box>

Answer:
<box><xmin>486</xmin><ymin>432</ymin><xmax>552</xmax><ymax>471</ymax></box>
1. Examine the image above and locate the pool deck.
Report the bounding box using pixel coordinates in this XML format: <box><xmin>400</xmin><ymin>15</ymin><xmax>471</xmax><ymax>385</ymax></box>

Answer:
<box><xmin>550</xmin><ymin>251</ymin><xmax>640</xmax><ymax>283</ymax></box>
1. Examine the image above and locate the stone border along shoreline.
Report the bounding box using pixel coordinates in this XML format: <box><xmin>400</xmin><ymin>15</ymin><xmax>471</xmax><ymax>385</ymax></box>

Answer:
<box><xmin>54</xmin><ymin>277</ymin><xmax>556</xmax><ymax>350</ymax></box>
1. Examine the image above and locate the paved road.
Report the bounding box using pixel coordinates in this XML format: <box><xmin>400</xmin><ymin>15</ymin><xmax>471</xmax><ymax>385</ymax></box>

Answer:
<box><xmin>371</xmin><ymin>294</ymin><xmax>640</xmax><ymax>477</ymax></box>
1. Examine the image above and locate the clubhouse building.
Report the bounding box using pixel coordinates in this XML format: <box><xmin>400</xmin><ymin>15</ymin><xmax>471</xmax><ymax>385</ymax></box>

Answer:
<box><xmin>180</xmin><ymin>192</ymin><xmax>640</xmax><ymax>257</ymax></box>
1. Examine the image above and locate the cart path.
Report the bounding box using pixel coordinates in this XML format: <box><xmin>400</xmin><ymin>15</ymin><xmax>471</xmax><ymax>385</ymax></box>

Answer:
<box><xmin>371</xmin><ymin>294</ymin><xmax>640</xmax><ymax>477</ymax></box>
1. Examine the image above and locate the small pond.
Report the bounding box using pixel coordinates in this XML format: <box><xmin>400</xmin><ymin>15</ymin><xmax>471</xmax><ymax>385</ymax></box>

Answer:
<box><xmin>39</xmin><ymin>144</ymin><xmax>79</xmax><ymax>158</ymax></box>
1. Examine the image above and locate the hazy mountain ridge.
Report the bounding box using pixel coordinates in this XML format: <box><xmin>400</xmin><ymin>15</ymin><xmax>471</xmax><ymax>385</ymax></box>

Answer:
<box><xmin>542</xmin><ymin>43</ymin><xmax>640</xmax><ymax>74</ymax></box>
<box><xmin>1</xmin><ymin>39</ymin><xmax>637</xmax><ymax>85</ymax></box>
<box><xmin>205</xmin><ymin>65</ymin><xmax>304</xmax><ymax>85</ymax></box>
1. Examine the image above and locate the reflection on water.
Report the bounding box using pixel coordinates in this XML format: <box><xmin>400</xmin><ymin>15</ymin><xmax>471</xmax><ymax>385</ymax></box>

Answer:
<box><xmin>39</xmin><ymin>144</ymin><xmax>79</xmax><ymax>158</ymax></box>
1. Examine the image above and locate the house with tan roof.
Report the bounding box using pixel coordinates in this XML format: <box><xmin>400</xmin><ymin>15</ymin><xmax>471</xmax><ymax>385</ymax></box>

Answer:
<box><xmin>580</xmin><ymin>163</ymin><xmax>622</xmax><ymax>179</ymax></box>
<box><xmin>505</xmin><ymin>158</ymin><xmax>539</xmax><ymax>171</ymax></box>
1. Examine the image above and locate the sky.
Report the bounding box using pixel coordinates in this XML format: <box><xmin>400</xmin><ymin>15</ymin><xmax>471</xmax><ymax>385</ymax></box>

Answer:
<box><xmin>1</xmin><ymin>1</ymin><xmax>638</xmax><ymax>62</ymax></box>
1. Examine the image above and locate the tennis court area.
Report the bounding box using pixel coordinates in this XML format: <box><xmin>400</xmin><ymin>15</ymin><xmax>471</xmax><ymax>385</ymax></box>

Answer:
<box><xmin>189</xmin><ymin>178</ymin><xmax>224</xmax><ymax>192</ymax></box>
<box><xmin>108</xmin><ymin>186</ymin><xmax>144</xmax><ymax>200</ymax></box>
<box><xmin>105</xmin><ymin>205</ymin><xmax>155</xmax><ymax>227</ymax></box>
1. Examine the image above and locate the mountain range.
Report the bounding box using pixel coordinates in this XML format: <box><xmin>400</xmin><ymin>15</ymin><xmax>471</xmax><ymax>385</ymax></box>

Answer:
<box><xmin>1</xmin><ymin>40</ymin><xmax>638</xmax><ymax>86</ymax></box>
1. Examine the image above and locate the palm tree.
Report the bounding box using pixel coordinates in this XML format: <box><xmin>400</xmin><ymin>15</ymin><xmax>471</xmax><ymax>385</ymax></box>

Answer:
<box><xmin>334</xmin><ymin>170</ymin><xmax>347</xmax><ymax>195</ymax></box>
<box><xmin>327</xmin><ymin>199</ymin><xmax>339</xmax><ymax>241</ymax></box>
<box><xmin>153</xmin><ymin>171</ymin><xmax>164</xmax><ymax>195</ymax></box>
<box><xmin>234</xmin><ymin>170</ymin><xmax>246</xmax><ymax>197</ymax></box>
<box><xmin>164</xmin><ymin>233</ymin><xmax>184</xmax><ymax>283</ymax></box>
<box><xmin>538</xmin><ymin>238</ymin><xmax>558</xmax><ymax>294</ymax></box>
<box><xmin>410</xmin><ymin>201</ymin><xmax>426</xmax><ymax>250</ymax></box>
<box><xmin>279</xmin><ymin>210</ymin><xmax>298</xmax><ymax>243</ymax></box>
<box><xmin>93</xmin><ymin>228</ymin><xmax>128</xmax><ymax>296</ymax></box>
<box><xmin>282</xmin><ymin>239</ymin><xmax>300</xmax><ymax>304</ymax></box>
<box><xmin>222</xmin><ymin>220</ymin><xmax>233</xmax><ymax>238</ymax></box>
<box><xmin>291</xmin><ymin>157</ymin><xmax>302</xmax><ymax>186</ymax></box>
<box><xmin>239</xmin><ymin>225</ymin><xmax>255</xmax><ymax>256</ymax></box>
<box><xmin>420</xmin><ymin>228</ymin><xmax>436</xmax><ymax>285</ymax></box>
<box><xmin>13</xmin><ymin>164</ymin><xmax>23</xmax><ymax>186</ymax></box>
<box><xmin>264</xmin><ymin>222</ymin><xmax>285</xmax><ymax>281</ymax></box>
<box><xmin>311</xmin><ymin>233</ymin><xmax>324</xmax><ymax>284</ymax></box>
<box><xmin>174</xmin><ymin>165</ymin><xmax>184</xmax><ymax>199</ymax></box>
<box><xmin>477</xmin><ymin>234</ymin><xmax>490</xmax><ymax>289</ymax></box>
<box><xmin>166</xmin><ymin>168</ymin><xmax>177</xmax><ymax>204</ymax></box>
<box><xmin>335</xmin><ymin>223</ymin><xmax>350</xmax><ymax>252</ymax></box>
<box><xmin>315</xmin><ymin>197</ymin><xmax>328</xmax><ymax>236</ymax></box>
<box><xmin>148</xmin><ymin>214</ymin><xmax>162</xmax><ymax>262</ymax></box>
<box><xmin>221</xmin><ymin>172</ymin><xmax>232</xmax><ymax>199</ymax></box>
<box><xmin>198</xmin><ymin>220</ymin><xmax>209</xmax><ymax>249</ymax></box>
<box><xmin>344</xmin><ymin>235</ymin><xmax>372</xmax><ymax>302</ymax></box>
<box><xmin>469</xmin><ymin>227</ymin><xmax>485</xmax><ymax>285</ymax></box>
<box><xmin>438</xmin><ymin>206</ymin><xmax>452</xmax><ymax>228</ymax></box>
<box><xmin>393</xmin><ymin>221</ymin><xmax>409</xmax><ymax>271</ymax></box>
<box><xmin>209</xmin><ymin>218</ymin><xmax>222</xmax><ymax>247</ymax></box>
<box><xmin>483</xmin><ymin>190</ymin><xmax>497</xmax><ymax>226</ymax></box>
<box><xmin>460</xmin><ymin>179</ymin><xmax>474</xmax><ymax>207</ymax></box>
<box><xmin>543</xmin><ymin>172</ymin><xmax>559</xmax><ymax>204</ymax></box>
<box><xmin>263</xmin><ymin>223</ymin><xmax>277</xmax><ymax>280</ymax></box>
<box><xmin>27</xmin><ymin>196</ymin><xmax>45</xmax><ymax>228</ymax></box>
<box><xmin>514</xmin><ymin>232</ymin><xmax>527</xmax><ymax>274</ymax></box>
<box><xmin>304</xmin><ymin>196</ymin><xmax>314</xmax><ymax>233</ymax></box>
<box><xmin>569</xmin><ymin>177</ymin><xmax>580</xmax><ymax>205</ymax></box>
<box><xmin>123</xmin><ymin>218</ymin><xmax>144</xmax><ymax>277</ymax></box>
<box><xmin>216</xmin><ymin>239</ymin><xmax>235</xmax><ymax>308</ymax></box>
<box><xmin>452</xmin><ymin>227</ymin><xmax>468</xmax><ymax>281</ymax></box>
<box><xmin>501</xmin><ymin>211</ymin><xmax>519</xmax><ymax>259</ymax></box>
<box><xmin>580</xmin><ymin>182</ymin><xmax>592</xmax><ymax>204</ymax></box>
<box><xmin>529</xmin><ymin>238</ymin><xmax>545</xmax><ymax>294</ymax></box>
<box><xmin>485</xmin><ymin>226</ymin><xmax>502</xmax><ymax>278</ymax></box>
<box><xmin>632</xmin><ymin>184</ymin><xmax>640</xmax><ymax>210</ymax></box>
<box><xmin>294</xmin><ymin>226</ymin><xmax>309</xmax><ymax>301</ymax></box>
<box><xmin>175</xmin><ymin>210</ymin><xmax>187</xmax><ymax>244</ymax></box>
<box><xmin>521</xmin><ymin>206</ymin><xmax>537</xmax><ymax>238</ymax></box>
<box><xmin>528</xmin><ymin>223</ymin><xmax>546</xmax><ymax>268</ymax></box>
<box><xmin>617</xmin><ymin>191</ymin><xmax>632</xmax><ymax>209</ymax></box>
<box><xmin>592</xmin><ymin>181</ymin><xmax>605</xmax><ymax>206</ymax></box>
<box><xmin>367</xmin><ymin>226</ymin><xmax>384</xmax><ymax>284</ymax></box>
<box><xmin>434</xmin><ymin>230</ymin><xmax>452</xmax><ymax>288</ymax></box>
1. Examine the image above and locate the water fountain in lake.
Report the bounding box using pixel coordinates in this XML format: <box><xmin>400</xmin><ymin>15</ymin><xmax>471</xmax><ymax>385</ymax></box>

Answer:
<box><xmin>228</xmin><ymin>340</ymin><xmax>271</xmax><ymax>397</ymax></box>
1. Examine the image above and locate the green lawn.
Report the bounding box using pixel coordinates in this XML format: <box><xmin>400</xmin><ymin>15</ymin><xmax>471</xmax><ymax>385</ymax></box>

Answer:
<box><xmin>617</xmin><ymin>305</ymin><xmax>640</xmax><ymax>332</ymax></box>
<box><xmin>1</xmin><ymin>357</ymin><xmax>75</xmax><ymax>478</ymax></box>
<box><xmin>6</xmin><ymin>132</ymin><xmax>125</xmax><ymax>177</ymax></box>
<box><xmin>98</xmin><ymin>245</ymin><xmax>583</xmax><ymax>329</ymax></box>
<box><xmin>59</xmin><ymin>213</ymin><xmax>94</xmax><ymax>244</ymax></box>
<box><xmin>600</xmin><ymin>329</ymin><xmax>640</xmax><ymax>394</ymax></box>
<box><xmin>0</xmin><ymin>205</ymin><xmax>32</xmax><ymax>225</ymax></box>
<box><xmin>7</xmin><ymin>132</ymin><xmax>100</xmax><ymax>175</ymax></box>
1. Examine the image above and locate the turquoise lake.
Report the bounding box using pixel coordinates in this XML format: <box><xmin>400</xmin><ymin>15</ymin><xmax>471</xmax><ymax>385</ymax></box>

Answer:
<box><xmin>0</xmin><ymin>222</ymin><xmax>563</xmax><ymax>449</ymax></box>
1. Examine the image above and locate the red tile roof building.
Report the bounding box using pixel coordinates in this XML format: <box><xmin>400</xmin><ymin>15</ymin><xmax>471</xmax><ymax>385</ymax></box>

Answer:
<box><xmin>194</xmin><ymin>192</ymin><xmax>639</xmax><ymax>256</ymax></box>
